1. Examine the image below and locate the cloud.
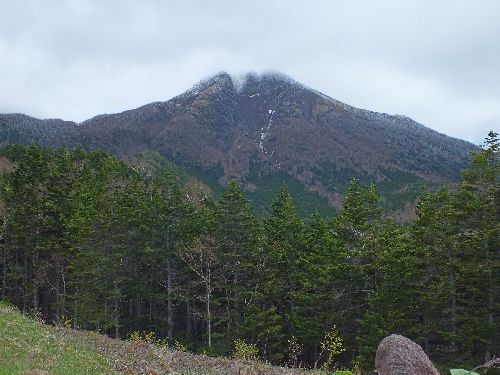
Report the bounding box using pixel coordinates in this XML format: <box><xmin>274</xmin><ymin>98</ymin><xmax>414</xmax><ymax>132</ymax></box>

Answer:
<box><xmin>1</xmin><ymin>0</ymin><xmax>499</xmax><ymax>144</ymax></box>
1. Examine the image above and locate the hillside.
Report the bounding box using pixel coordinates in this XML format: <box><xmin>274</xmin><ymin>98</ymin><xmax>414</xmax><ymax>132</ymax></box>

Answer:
<box><xmin>0</xmin><ymin>302</ymin><xmax>113</xmax><ymax>374</ymax></box>
<box><xmin>0</xmin><ymin>302</ymin><xmax>319</xmax><ymax>375</ymax></box>
<box><xmin>0</xmin><ymin>72</ymin><xmax>479</xmax><ymax>217</ymax></box>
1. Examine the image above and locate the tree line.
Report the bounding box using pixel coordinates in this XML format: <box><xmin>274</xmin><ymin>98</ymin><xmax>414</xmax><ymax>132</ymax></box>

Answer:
<box><xmin>0</xmin><ymin>132</ymin><xmax>498</xmax><ymax>371</ymax></box>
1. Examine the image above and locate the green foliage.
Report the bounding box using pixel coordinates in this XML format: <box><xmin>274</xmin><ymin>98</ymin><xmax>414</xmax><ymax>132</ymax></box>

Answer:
<box><xmin>233</xmin><ymin>339</ymin><xmax>260</xmax><ymax>361</ymax></box>
<box><xmin>311</xmin><ymin>161</ymin><xmax>361</xmax><ymax>190</ymax></box>
<box><xmin>450</xmin><ymin>370</ymin><xmax>480</xmax><ymax>375</ymax></box>
<box><xmin>377</xmin><ymin>167</ymin><xmax>429</xmax><ymax>212</ymax></box>
<box><xmin>246</xmin><ymin>160</ymin><xmax>337</xmax><ymax>217</ymax></box>
<box><xmin>128</xmin><ymin>331</ymin><xmax>169</xmax><ymax>346</ymax></box>
<box><xmin>318</xmin><ymin>326</ymin><xmax>346</xmax><ymax>371</ymax></box>
<box><xmin>174</xmin><ymin>340</ymin><xmax>188</xmax><ymax>352</ymax></box>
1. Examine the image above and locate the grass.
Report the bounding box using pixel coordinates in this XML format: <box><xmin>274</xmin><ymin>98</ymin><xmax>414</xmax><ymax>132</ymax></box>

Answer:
<box><xmin>0</xmin><ymin>302</ymin><xmax>115</xmax><ymax>374</ymax></box>
<box><xmin>0</xmin><ymin>302</ymin><xmax>322</xmax><ymax>374</ymax></box>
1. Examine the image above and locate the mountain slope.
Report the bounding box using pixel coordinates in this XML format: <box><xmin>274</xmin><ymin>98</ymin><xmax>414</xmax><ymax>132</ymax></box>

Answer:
<box><xmin>0</xmin><ymin>72</ymin><xmax>478</xmax><ymax>216</ymax></box>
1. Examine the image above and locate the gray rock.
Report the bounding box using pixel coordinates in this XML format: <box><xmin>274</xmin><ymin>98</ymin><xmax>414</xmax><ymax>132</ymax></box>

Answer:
<box><xmin>375</xmin><ymin>334</ymin><xmax>440</xmax><ymax>375</ymax></box>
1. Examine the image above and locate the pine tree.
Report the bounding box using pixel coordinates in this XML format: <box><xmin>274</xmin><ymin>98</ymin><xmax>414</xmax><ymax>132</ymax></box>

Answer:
<box><xmin>331</xmin><ymin>178</ymin><xmax>384</xmax><ymax>362</ymax></box>
<box><xmin>215</xmin><ymin>180</ymin><xmax>260</xmax><ymax>347</ymax></box>
<box><xmin>411</xmin><ymin>188</ymin><xmax>455</xmax><ymax>361</ymax></box>
<box><xmin>357</xmin><ymin>220</ymin><xmax>417</xmax><ymax>368</ymax></box>
<box><xmin>294</xmin><ymin>212</ymin><xmax>343</xmax><ymax>366</ymax></box>
<box><xmin>448</xmin><ymin>131</ymin><xmax>499</xmax><ymax>364</ymax></box>
<box><xmin>0</xmin><ymin>145</ymin><xmax>73</xmax><ymax>320</ymax></box>
<box><xmin>255</xmin><ymin>184</ymin><xmax>304</xmax><ymax>362</ymax></box>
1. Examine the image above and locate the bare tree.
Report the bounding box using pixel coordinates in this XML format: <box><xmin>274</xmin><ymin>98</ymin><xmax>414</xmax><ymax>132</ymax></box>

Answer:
<box><xmin>180</xmin><ymin>235</ymin><xmax>217</xmax><ymax>348</ymax></box>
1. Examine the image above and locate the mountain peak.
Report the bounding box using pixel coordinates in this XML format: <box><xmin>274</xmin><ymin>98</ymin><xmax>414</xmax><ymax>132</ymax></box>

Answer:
<box><xmin>182</xmin><ymin>71</ymin><xmax>311</xmax><ymax>97</ymax></box>
<box><xmin>237</xmin><ymin>71</ymin><xmax>307</xmax><ymax>93</ymax></box>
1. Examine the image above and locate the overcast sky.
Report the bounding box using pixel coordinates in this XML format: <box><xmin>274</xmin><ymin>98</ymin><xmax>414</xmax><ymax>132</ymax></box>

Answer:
<box><xmin>1</xmin><ymin>1</ymin><xmax>499</xmax><ymax>144</ymax></box>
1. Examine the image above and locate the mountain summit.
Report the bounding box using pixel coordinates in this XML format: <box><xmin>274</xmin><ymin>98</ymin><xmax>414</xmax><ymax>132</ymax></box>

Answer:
<box><xmin>0</xmin><ymin>72</ymin><xmax>478</xmax><ymax>216</ymax></box>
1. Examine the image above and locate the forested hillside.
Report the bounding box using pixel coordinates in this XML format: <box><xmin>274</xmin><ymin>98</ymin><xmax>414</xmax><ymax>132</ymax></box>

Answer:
<box><xmin>0</xmin><ymin>73</ymin><xmax>479</xmax><ymax>218</ymax></box>
<box><xmin>0</xmin><ymin>132</ymin><xmax>498</xmax><ymax>373</ymax></box>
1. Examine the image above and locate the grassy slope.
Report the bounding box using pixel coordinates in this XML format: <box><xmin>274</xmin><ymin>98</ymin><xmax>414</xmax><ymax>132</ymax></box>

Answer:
<box><xmin>0</xmin><ymin>302</ymin><xmax>319</xmax><ymax>375</ymax></box>
<box><xmin>0</xmin><ymin>303</ymin><xmax>114</xmax><ymax>374</ymax></box>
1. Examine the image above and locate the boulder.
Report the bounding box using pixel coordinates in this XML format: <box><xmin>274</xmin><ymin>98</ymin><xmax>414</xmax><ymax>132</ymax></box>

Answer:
<box><xmin>375</xmin><ymin>334</ymin><xmax>440</xmax><ymax>375</ymax></box>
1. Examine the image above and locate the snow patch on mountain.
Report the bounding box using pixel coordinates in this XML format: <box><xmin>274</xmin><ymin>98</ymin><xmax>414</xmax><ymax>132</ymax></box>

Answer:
<box><xmin>259</xmin><ymin>109</ymin><xmax>276</xmax><ymax>152</ymax></box>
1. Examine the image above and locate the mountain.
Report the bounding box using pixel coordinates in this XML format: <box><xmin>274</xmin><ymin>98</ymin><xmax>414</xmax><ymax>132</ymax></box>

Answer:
<box><xmin>0</xmin><ymin>72</ymin><xmax>478</xmax><ymax>217</ymax></box>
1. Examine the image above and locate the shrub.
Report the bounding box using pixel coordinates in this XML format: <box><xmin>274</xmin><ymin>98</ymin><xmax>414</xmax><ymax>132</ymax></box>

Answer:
<box><xmin>128</xmin><ymin>331</ymin><xmax>168</xmax><ymax>347</ymax></box>
<box><xmin>287</xmin><ymin>336</ymin><xmax>303</xmax><ymax>368</ymax></box>
<box><xmin>174</xmin><ymin>340</ymin><xmax>188</xmax><ymax>352</ymax></box>
<box><xmin>314</xmin><ymin>325</ymin><xmax>346</xmax><ymax>371</ymax></box>
<box><xmin>232</xmin><ymin>339</ymin><xmax>259</xmax><ymax>361</ymax></box>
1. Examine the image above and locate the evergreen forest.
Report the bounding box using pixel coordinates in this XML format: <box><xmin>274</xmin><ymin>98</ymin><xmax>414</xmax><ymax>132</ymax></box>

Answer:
<box><xmin>0</xmin><ymin>132</ymin><xmax>498</xmax><ymax>372</ymax></box>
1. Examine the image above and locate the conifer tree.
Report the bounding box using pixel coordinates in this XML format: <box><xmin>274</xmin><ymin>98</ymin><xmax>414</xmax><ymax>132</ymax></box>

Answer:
<box><xmin>448</xmin><ymin>131</ymin><xmax>499</xmax><ymax>364</ymax></box>
<box><xmin>255</xmin><ymin>184</ymin><xmax>304</xmax><ymax>362</ymax></box>
<box><xmin>294</xmin><ymin>212</ymin><xmax>343</xmax><ymax>365</ymax></box>
<box><xmin>331</xmin><ymin>178</ymin><xmax>385</xmax><ymax>358</ymax></box>
<box><xmin>215</xmin><ymin>180</ymin><xmax>260</xmax><ymax>346</ymax></box>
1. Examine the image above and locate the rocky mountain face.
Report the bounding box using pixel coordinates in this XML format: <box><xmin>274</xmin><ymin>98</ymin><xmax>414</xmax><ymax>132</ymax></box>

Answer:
<box><xmin>0</xmin><ymin>72</ymin><xmax>478</xmax><ymax>217</ymax></box>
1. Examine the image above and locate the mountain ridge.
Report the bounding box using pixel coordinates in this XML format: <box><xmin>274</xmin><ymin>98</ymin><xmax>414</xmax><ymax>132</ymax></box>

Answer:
<box><xmin>0</xmin><ymin>71</ymin><xmax>479</xmax><ymax>217</ymax></box>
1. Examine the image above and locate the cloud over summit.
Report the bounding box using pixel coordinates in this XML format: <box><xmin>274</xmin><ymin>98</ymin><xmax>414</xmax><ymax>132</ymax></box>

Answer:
<box><xmin>1</xmin><ymin>0</ymin><xmax>499</xmax><ymax>144</ymax></box>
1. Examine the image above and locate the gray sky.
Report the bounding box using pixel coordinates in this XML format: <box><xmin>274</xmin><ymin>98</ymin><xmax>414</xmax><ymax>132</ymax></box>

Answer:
<box><xmin>1</xmin><ymin>0</ymin><xmax>499</xmax><ymax>144</ymax></box>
